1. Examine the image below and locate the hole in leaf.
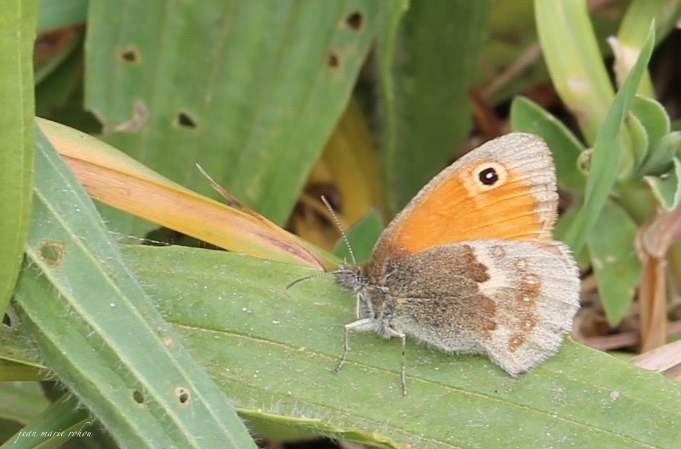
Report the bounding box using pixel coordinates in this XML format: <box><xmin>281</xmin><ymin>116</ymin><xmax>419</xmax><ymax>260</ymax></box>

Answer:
<box><xmin>346</xmin><ymin>11</ymin><xmax>363</xmax><ymax>30</ymax></box>
<box><xmin>133</xmin><ymin>390</ymin><xmax>144</xmax><ymax>404</ymax></box>
<box><xmin>2</xmin><ymin>313</ymin><xmax>12</xmax><ymax>328</ymax></box>
<box><xmin>175</xmin><ymin>386</ymin><xmax>190</xmax><ymax>405</ymax></box>
<box><xmin>176</xmin><ymin>111</ymin><xmax>197</xmax><ymax>129</ymax></box>
<box><xmin>38</xmin><ymin>241</ymin><xmax>65</xmax><ymax>268</ymax></box>
<box><xmin>326</xmin><ymin>51</ymin><xmax>340</xmax><ymax>69</ymax></box>
<box><xmin>120</xmin><ymin>46</ymin><xmax>140</xmax><ymax>63</ymax></box>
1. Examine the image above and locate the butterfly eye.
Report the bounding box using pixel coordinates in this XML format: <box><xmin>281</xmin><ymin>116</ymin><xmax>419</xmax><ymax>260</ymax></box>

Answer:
<box><xmin>478</xmin><ymin>167</ymin><xmax>499</xmax><ymax>186</ymax></box>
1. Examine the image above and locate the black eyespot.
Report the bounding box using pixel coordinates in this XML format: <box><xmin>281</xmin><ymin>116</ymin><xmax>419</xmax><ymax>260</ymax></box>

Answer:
<box><xmin>478</xmin><ymin>167</ymin><xmax>499</xmax><ymax>186</ymax></box>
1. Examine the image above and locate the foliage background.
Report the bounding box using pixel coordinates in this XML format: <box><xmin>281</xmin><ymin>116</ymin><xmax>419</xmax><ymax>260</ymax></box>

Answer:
<box><xmin>2</xmin><ymin>1</ymin><xmax>681</xmax><ymax>448</ymax></box>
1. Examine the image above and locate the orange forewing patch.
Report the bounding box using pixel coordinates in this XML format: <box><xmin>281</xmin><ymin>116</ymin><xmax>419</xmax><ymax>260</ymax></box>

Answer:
<box><xmin>386</xmin><ymin>167</ymin><xmax>543</xmax><ymax>254</ymax></box>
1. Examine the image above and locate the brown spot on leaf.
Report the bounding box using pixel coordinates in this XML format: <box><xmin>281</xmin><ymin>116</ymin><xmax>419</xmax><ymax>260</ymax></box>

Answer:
<box><xmin>326</xmin><ymin>51</ymin><xmax>340</xmax><ymax>69</ymax></box>
<box><xmin>114</xmin><ymin>99</ymin><xmax>148</xmax><ymax>132</ymax></box>
<box><xmin>38</xmin><ymin>241</ymin><xmax>65</xmax><ymax>268</ymax></box>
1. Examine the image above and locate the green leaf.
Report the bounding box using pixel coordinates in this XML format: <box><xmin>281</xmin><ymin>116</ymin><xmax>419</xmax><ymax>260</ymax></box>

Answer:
<box><xmin>638</xmin><ymin>131</ymin><xmax>681</xmax><ymax>177</ymax></box>
<box><xmin>37</xmin><ymin>0</ymin><xmax>87</xmax><ymax>31</ymax></box>
<box><xmin>12</xmin><ymin>128</ymin><xmax>256</xmax><ymax>448</ymax></box>
<box><xmin>332</xmin><ymin>208</ymin><xmax>383</xmax><ymax>264</ymax></box>
<box><xmin>587</xmin><ymin>200</ymin><xmax>642</xmax><ymax>325</ymax></box>
<box><xmin>35</xmin><ymin>43</ymin><xmax>86</xmax><ymax>120</ymax></box>
<box><xmin>628</xmin><ymin>95</ymin><xmax>670</xmax><ymax>175</ymax></box>
<box><xmin>563</xmin><ymin>25</ymin><xmax>655</xmax><ymax>254</ymax></box>
<box><xmin>614</xmin><ymin>0</ymin><xmax>681</xmax><ymax>96</ymax></box>
<box><xmin>0</xmin><ymin>0</ymin><xmax>38</xmax><ymax>316</ymax></box>
<box><xmin>108</xmin><ymin>247</ymin><xmax>681</xmax><ymax>448</ymax></box>
<box><xmin>510</xmin><ymin>96</ymin><xmax>585</xmax><ymax>195</ymax></box>
<box><xmin>0</xmin><ymin>382</ymin><xmax>50</xmax><ymax>425</ymax></box>
<box><xmin>553</xmin><ymin>205</ymin><xmax>589</xmax><ymax>268</ymax></box>
<box><xmin>632</xmin><ymin>95</ymin><xmax>670</xmax><ymax>149</ymax></box>
<box><xmin>535</xmin><ymin>0</ymin><xmax>615</xmax><ymax>144</ymax></box>
<box><xmin>377</xmin><ymin>0</ymin><xmax>491</xmax><ymax>216</ymax></box>
<box><xmin>1</xmin><ymin>395</ymin><xmax>90</xmax><ymax>449</ymax></box>
<box><xmin>626</xmin><ymin>110</ymin><xmax>649</xmax><ymax>174</ymax></box>
<box><xmin>6</xmin><ymin>245</ymin><xmax>681</xmax><ymax>448</ymax></box>
<box><xmin>644</xmin><ymin>157</ymin><xmax>681</xmax><ymax>210</ymax></box>
<box><xmin>85</xmin><ymin>1</ymin><xmax>387</xmax><ymax>232</ymax></box>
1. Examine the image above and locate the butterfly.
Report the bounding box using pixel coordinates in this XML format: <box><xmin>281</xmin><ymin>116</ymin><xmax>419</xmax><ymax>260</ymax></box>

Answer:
<box><xmin>333</xmin><ymin>132</ymin><xmax>581</xmax><ymax>394</ymax></box>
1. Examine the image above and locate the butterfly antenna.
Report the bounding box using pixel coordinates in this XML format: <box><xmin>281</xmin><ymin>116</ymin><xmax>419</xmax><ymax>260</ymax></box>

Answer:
<box><xmin>321</xmin><ymin>195</ymin><xmax>357</xmax><ymax>266</ymax></box>
<box><xmin>287</xmin><ymin>195</ymin><xmax>355</xmax><ymax>290</ymax></box>
<box><xmin>286</xmin><ymin>272</ymin><xmax>328</xmax><ymax>289</ymax></box>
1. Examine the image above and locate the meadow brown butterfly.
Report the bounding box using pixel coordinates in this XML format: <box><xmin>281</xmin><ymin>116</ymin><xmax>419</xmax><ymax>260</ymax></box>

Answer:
<box><xmin>333</xmin><ymin>132</ymin><xmax>580</xmax><ymax>394</ymax></box>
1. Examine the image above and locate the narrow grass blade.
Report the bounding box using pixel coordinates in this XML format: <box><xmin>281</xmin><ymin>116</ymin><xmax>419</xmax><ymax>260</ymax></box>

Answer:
<box><xmin>1</xmin><ymin>395</ymin><xmax>90</xmax><ymax>449</ymax></box>
<box><xmin>563</xmin><ymin>25</ymin><xmax>655</xmax><ymax>253</ymax></box>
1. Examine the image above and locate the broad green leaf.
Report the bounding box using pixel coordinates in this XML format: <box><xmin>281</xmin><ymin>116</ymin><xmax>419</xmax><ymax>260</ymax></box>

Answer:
<box><xmin>85</xmin><ymin>1</ymin><xmax>388</xmax><ymax>232</ymax></box>
<box><xmin>535</xmin><ymin>0</ymin><xmax>615</xmax><ymax>144</ymax></box>
<box><xmin>12</xmin><ymin>128</ymin><xmax>255</xmax><ymax>448</ymax></box>
<box><xmin>90</xmin><ymin>247</ymin><xmax>681</xmax><ymax>448</ymax></box>
<box><xmin>332</xmin><ymin>208</ymin><xmax>383</xmax><ymax>264</ymax></box>
<box><xmin>0</xmin><ymin>0</ymin><xmax>38</xmax><ymax>316</ymax></box>
<box><xmin>563</xmin><ymin>25</ymin><xmax>655</xmax><ymax>253</ymax></box>
<box><xmin>644</xmin><ymin>157</ymin><xmax>681</xmax><ymax>210</ymax></box>
<box><xmin>377</xmin><ymin>0</ymin><xmax>491</xmax><ymax>216</ymax></box>
<box><xmin>638</xmin><ymin>131</ymin><xmax>681</xmax><ymax>177</ymax></box>
<box><xmin>587</xmin><ymin>200</ymin><xmax>642</xmax><ymax>325</ymax></box>
<box><xmin>5</xmin><ymin>244</ymin><xmax>681</xmax><ymax>447</ymax></box>
<box><xmin>617</xmin><ymin>179</ymin><xmax>658</xmax><ymax>225</ymax></box>
<box><xmin>628</xmin><ymin>95</ymin><xmax>671</xmax><ymax>174</ymax></box>
<box><xmin>510</xmin><ymin>96</ymin><xmax>585</xmax><ymax>195</ymax></box>
<box><xmin>632</xmin><ymin>95</ymin><xmax>670</xmax><ymax>150</ymax></box>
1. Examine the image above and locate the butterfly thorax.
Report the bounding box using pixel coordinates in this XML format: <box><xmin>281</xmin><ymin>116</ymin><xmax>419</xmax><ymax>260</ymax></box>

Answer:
<box><xmin>335</xmin><ymin>262</ymin><xmax>395</xmax><ymax>328</ymax></box>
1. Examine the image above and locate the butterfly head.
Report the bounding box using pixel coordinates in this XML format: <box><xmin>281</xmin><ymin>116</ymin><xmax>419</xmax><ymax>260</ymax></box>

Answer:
<box><xmin>334</xmin><ymin>263</ymin><xmax>367</xmax><ymax>294</ymax></box>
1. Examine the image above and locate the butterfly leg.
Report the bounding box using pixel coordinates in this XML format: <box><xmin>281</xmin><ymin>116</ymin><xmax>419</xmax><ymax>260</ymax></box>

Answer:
<box><xmin>400</xmin><ymin>332</ymin><xmax>407</xmax><ymax>395</ymax></box>
<box><xmin>333</xmin><ymin>318</ymin><xmax>375</xmax><ymax>374</ymax></box>
<box><xmin>384</xmin><ymin>326</ymin><xmax>408</xmax><ymax>395</ymax></box>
